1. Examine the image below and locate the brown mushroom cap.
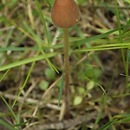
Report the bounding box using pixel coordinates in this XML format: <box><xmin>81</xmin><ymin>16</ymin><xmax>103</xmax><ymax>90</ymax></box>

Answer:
<box><xmin>51</xmin><ymin>0</ymin><xmax>80</xmax><ymax>28</ymax></box>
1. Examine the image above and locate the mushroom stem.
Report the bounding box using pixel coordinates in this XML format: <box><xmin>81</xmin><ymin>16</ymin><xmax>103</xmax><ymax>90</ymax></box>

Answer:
<box><xmin>63</xmin><ymin>29</ymin><xmax>70</xmax><ymax>117</ymax></box>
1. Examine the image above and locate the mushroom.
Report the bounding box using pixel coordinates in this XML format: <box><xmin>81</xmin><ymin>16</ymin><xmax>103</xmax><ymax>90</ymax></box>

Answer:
<box><xmin>51</xmin><ymin>0</ymin><xmax>80</xmax><ymax>28</ymax></box>
<box><xmin>51</xmin><ymin>0</ymin><xmax>80</xmax><ymax>120</ymax></box>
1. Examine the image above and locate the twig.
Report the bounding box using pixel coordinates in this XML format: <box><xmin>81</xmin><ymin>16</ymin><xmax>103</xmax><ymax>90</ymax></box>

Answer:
<box><xmin>24</xmin><ymin>111</ymin><xmax>97</xmax><ymax>130</ymax></box>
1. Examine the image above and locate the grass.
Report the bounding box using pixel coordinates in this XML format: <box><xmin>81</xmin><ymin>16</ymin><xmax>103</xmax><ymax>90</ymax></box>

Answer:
<box><xmin>0</xmin><ymin>0</ymin><xmax>130</xmax><ymax>130</ymax></box>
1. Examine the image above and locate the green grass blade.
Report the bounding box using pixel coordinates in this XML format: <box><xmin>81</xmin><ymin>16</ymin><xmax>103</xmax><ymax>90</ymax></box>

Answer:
<box><xmin>35</xmin><ymin>0</ymin><xmax>51</xmax><ymax>44</ymax></box>
<box><xmin>12</xmin><ymin>61</ymin><xmax>35</xmax><ymax>107</ymax></box>
<box><xmin>23</xmin><ymin>22</ymin><xmax>58</xmax><ymax>73</ymax></box>
<box><xmin>0</xmin><ymin>53</ymin><xmax>56</xmax><ymax>71</ymax></box>
<box><xmin>114</xmin><ymin>0</ymin><xmax>129</xmax><ymax>87</ymax></box>
<box><xmin>5</xmin><ymin>27</ymin><xmax>14</xmax><ymax>46</ymax></box>
<box><xmin>1</xmin><ymin>96</ymin><xmax>18</xmax><ymax>126</ymax></box>
<box><xmin>0</xmin><ymin>69</ymin><xmax>10</xmax><ymax>82</ymax></box>
<box><xmin>99</xmin><ymin>119</ymin><xmax>116</xmax><ymax>130</ymax></box>
<box><xmin>0</xmin><ymin>119</ymin><xmax>17</xmax><ymax>130</ymax></box>
<box><xmin>46</xmin><ymin>0</ymin><xmax>54</xmax><ymax>7</ymax></box>
<box><xmin>72</xmin><ymin>28</ymin><xmax>117</xmax><ymax>46</ymax></box>
<box><xmin>74</xmin><ymin>42</ymin><xmax>130</xmax><ymax>53</ymax></box>
<box><xmin>0</xmin><ymin>46</ymin><xmax>37</xmax><ymax>52</ymax></box>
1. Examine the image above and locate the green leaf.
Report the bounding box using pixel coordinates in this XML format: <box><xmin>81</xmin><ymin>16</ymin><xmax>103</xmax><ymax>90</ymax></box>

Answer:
<box><xmin>87</xmin><ymin>80</ymin><xmax>95</xmax><ymax>91</ymax></box>
<box><xmin>73</xmin><ymin>96</ymin><xmax>83</xmax><ymax>106</ymax></box>
<box><xmin>45</xmin><ymin>68</ymin><xmax>56</xmax><ymax>80</ymax></box>
<box><xmin>39</xmin><ymin>80</ymin><xmax>49</xmax><ymax>90</ymax></box>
